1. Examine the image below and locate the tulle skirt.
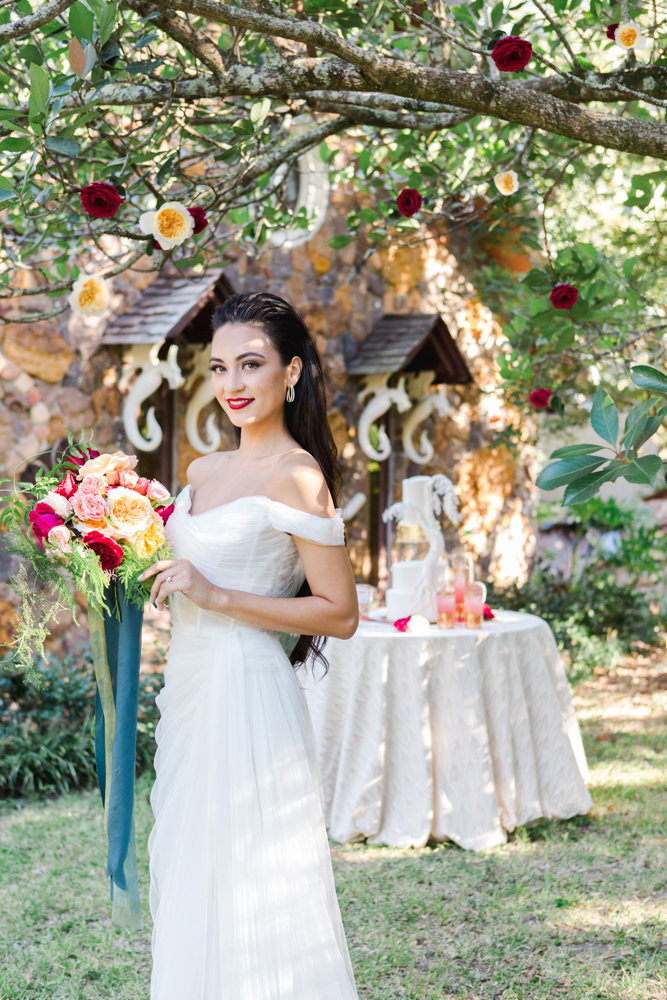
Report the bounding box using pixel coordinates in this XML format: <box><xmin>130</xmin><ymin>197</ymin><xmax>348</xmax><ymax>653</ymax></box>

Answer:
<box><xmin>148</xmin><ymin>616</ymin><xmax>358</xmax><ymax>1000</ymax></box>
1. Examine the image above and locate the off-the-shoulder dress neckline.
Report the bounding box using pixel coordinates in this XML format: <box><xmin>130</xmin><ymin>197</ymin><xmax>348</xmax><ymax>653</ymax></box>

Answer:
<box><xmin>183</xmin><ymin>483</ymin><xmax>342</xmax><ymax>522</ymax></box>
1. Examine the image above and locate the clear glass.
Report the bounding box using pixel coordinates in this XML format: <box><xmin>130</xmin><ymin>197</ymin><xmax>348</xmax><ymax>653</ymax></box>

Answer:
<box><xmin>356</xmin><ymin>584</ymin><xmax>376</xmax><ymax>615</ymax></box>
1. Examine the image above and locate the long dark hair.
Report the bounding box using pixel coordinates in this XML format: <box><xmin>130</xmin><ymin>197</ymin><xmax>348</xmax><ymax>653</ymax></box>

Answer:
<box><xmin>211</xmin><ymin>292</ymin><xmax>342</xmax><ymax>670</ymax></box>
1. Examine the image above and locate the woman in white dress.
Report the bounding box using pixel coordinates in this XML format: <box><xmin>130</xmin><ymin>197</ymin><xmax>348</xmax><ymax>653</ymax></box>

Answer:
<box><xmin>139</xmin><ymin>292</ymin><xmax>360</xmax><ymax>1000</ymax></box>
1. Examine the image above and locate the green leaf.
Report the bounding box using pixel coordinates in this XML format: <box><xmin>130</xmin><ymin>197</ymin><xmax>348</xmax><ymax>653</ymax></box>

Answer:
<box><xmin>249</xmin><ymin>98</ymin><xmax>270</xmax><ymax>128</ymax></box>
<box><xmin>575</xmin><ymin>241</ymin><xmax>597</xmax><ymax>262</ymax></box>
<box><xmin>490</xmin><ymin>1</ymin><xmax>504</xmax><ymax>26</ymax></box>
<box><xmin>29</xmin><ymin>62</ymin><xmax>50</xmax><ymax>110</ymax></box>
<box><xmin>631</xmin><ymin>365</ymin><xmax>667</xmax><ymax>395</ymax></box>
<box><xmin>621</xmin><ymin>397</ymin><xmax>660</xmax><ymax>447</ymax></box>
<box><xmin>98</xmin><ymin>3</ymin><xmax>118</xmax><ymax>46</ymax></box>
<box><xmin>0</xmin><ymin>188</ymin><xmax>18</xmax><ymax>203</ymax></box>
<box><xmin>622</xmin><ymin>257</ymin><xmax>636</xmax><ymax>281</ymax></box>
<box><xmin>522</xmin><ymin>269</ymin><xmax>552</xmax><ymax>294</ymax></box>
<box><xmin>622</xmin><ymin>455</ymin><xmax>663</xmax><ymax>486</ymax></box>
<box><xmin>535</xmin><ymin>454</ymin><xmax>607</xmax><ymax>491</ymax></box>
<box><xmin>0</xmin><ymin>136</ymin><xmax>31</xmax><ymax>152</ymax></box>
<box><xmin>562</xmin><ymin>466</ymin><xmax>624</xmax><ymax>505</ymax></box>
<box><xmin>548</xmin><ymin>443</ymin><xmax>605</xmax><ymax>459</ymax></box>
<box><xmin>590</xmin><ymin>387</ymin><xmax>618</xmax><ymax>447</ymax></box>
<box><xmin>0</xmin><ymin>110</ymin><xmax>21</xmax><ymax>121</ymax></box>
<box><xmin>174</xmin><ymin>253</ymin><xmax>205</xmax><ymax>269</ymax></box>
<box><xmin>359</xmin><ymin>207</ymin><xmax>378</xmax><ymax>224</ymax></box>
<box><xmin>69</xmin><ymin>1</ymin><xmax>94</xmax><ymax>40</ymax></box>
<box><xmin>126</xmin><ymin>59</ymin><xmax>163</xmax><ymax>74</ymax></box>
<box><xmin>549</xmin><ymin>394</ymin><xmax>564</xmax><ymax>417</ymax></box>
<box><xmin>328</xmin><ymin>235</ymin><xmax>353</xmax><ymax>249</ymax></box>
<box><xmin>155</xmin><ymin>152</ymin><xmax>178</xmax><ymax>185</ymax></box>
<box><xmin>44</xmin><ymin>135</ymin><xmax>80</xmax><ymax>158</ymax></box>
<box><xmin>19</xmin><ymin>43</ymin><xmax>43</xmax><ymax>66</ymax></box>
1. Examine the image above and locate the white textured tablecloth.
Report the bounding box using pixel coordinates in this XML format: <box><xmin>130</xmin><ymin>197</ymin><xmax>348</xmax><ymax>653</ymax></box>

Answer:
<box><xmin>301</xmin><ymin>611</ymin><xmax>592</xmax><ymax>851</ymax></box>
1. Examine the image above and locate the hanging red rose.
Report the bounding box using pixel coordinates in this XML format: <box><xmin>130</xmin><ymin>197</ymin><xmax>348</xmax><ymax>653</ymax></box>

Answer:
<box><xmin>80</xmin><ymin>182</ymin><xmax>123</xmax><ymax>219</ymax></box>
<box><xmin>529</xmin><ymin>388</ymin><xmax>552</xmax><ymax>409</ymax></box>
<box><xmin>397</xmin><ymin>189</ymin><xmax>423</xmax><ymax>217</ymax></box>
<box><xmin>82</xmin><ymin>530</ymin><xmax>124</xmax><ymax>570</ymax></box>
<box><xmin>491</xmin><ymin>36</ymin><xmax>533</xmax><ymax>72</ymax></box>
<box><xmin>550</xmin><ymin>283</ymin><xmax>579</xmax><ymax>309</ymax></box>
<box><xmin>606</xmin><ymin>23</ymin><xmax>619</xmax><ymax>39</ymax></box>
<box><xmin>188</xmin><ymin>207</ymin><xmax>208</xmax><ymax>234</ymax></box>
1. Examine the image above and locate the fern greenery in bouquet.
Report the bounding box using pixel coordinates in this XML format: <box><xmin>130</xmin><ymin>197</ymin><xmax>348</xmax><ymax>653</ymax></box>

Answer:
<box><xmin>1</xmin><ymin>433</ymin><xmax>174</xmax><ymax>680</ymax></box>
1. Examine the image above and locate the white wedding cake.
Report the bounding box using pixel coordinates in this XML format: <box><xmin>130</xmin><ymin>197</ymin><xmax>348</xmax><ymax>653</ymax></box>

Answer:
<box><xmin>383</xmin><ymin>476</ymin><xmax>456</xmax><ymax>623</ymax></box>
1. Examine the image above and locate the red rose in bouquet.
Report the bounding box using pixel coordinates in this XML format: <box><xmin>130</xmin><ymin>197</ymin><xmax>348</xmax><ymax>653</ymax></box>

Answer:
<box><xmin>529</xmin><ymin>388</ymin><xmax>552</xmax><ymax>409</ymax></box>
<box><xmin>80</xmin><ymin>182</ymin><xmax>123</xmax><ymax>219</ymax></box>
<box><xmin>83</xmin><ymin>530</ymin><xmax>124</xmax><ymax>570</ymax></box>
<box><xmin>28</xmin><ymin>502</ymin><xmax>64</xmax><ymax>544</ymax></box>
<box><xmin>397</xmin><ymin>189</ymin><xmax>423</xmax><ymax>218</ymax></box>
<box><xmin>549</xmin><ymin>283</ymin><xmax>579</xmax><ymax>309</ymax></box>
<box><xmin>54</xmin><ymin>472</ymin><xmax>77</xmax><ymax>499</ymax></box>
<box><xmin>155</xmin><ymin>503</ymin><xmax>175</xmax><ymax>524</ymax></box>
<box><xmin>491</xmin><ymin>36</ymin><xmax>532</xmax><ymax>72</ymax></box>
<box><xmin>188</xmin><ymin>207</ymin><xmax>208</xmax><ymax>234</ymax></box>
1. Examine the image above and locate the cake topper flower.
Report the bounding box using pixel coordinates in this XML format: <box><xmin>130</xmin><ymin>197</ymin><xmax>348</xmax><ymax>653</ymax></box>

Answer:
<box><xmin>494</xmin><ymin>169</ymin><xmax>519</xmax><ymax>196</ymax></box>
<box><xmin>68</xmin><ymin>274</ymin><xmax>110</xmax><ymax>315</ymax></box>
<box><xmin>140</xmin><ymin>201</ymin><xmax>195</xmax><ymax>250</ymax></box>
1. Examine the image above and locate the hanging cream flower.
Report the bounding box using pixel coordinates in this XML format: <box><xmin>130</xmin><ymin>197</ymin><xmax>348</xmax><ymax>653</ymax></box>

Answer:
<box><xmin>140</xmin><ymin>201</ymin><xmax>194</xmax><ymax>250</ymax></box>
<box><xmin>68</xmin><ymin>274</ymin><xmax>110</xmax><ymax>315</ymax></box>
<box><xmin>614</xmin><ymin>22</ymin><xmax>647</xmax><ymax>50</ymax></box>
<box><xmin>494</xmin><ymin>169</ymin><xmax>520</xmax><ymax>196</ymax></box>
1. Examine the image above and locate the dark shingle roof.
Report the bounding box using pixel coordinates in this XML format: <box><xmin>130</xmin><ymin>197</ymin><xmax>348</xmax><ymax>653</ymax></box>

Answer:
<box><xmin>102</xmin><ymin>267</ymin><xmax>227</xmax><ymax>344</ymax></box>
<box><xmin>346</xmin><ymin>314</ymin><xmax>472</xmax><ymax>384</ymax></box>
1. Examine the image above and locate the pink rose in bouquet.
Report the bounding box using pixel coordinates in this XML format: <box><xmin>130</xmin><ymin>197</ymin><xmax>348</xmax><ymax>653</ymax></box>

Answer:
<box><xmin>28</xmin><ymin>502</ymin><xmax>64</xmax><ymax>544</ymax></box>
<box><xmin>80</xmin><ymin>473</ymin><xmax>104</xmax><ymax>495</ymax></box>
<box><xmin>54</xmin><ymin>472</ymin><xmax>77</xmax><ymax>499</ymax></box>
<box><xmin>147</xmin><ymin>480</ymin><xmax>170</xmax><ymax>503</ymax></box>
<box><xmin>134</xmin><ymin>477</ymin><xmax>150</xmax><ymax>495</ymax></box>
<box><xmin>71</xmin><ymin>491</ymin><xmax>108</xmax><ymax>521</ymax></box>
<box><xmin>118</xmin><ymin>469</ymin><xmax>139</xmax><ymax>489</ymax></box>
<box><xmin>48</xmin><ymin>524</ymin><xmax>72</xmax><ymax>554</ymax></box>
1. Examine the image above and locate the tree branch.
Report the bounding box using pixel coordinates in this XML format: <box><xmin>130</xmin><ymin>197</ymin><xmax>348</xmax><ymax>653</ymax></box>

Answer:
<box><xmin>123</xmin><ymin>0</ymin><xmax>228</xmax><ymax>76</ymax></box>
<box><xmin>0</xmin><ymin>0</ymin><xmax>77</xmax><ymax>40</ymax></box>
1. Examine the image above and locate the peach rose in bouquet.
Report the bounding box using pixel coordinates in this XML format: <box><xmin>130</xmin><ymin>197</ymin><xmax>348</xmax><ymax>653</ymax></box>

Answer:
<box><xmin>78</xmin><ymin>452</ymin><xmax>138</xmax><ymax>478</ymax></box>
<box><xmin>132</xmin><ymin>515</ymin><xmax>165</xmax><ymax>558</ymax></box>
<box><xmin>107</xmin><ymin>487</ymin><xmax>154</xmax><ymax>536</ymax></box>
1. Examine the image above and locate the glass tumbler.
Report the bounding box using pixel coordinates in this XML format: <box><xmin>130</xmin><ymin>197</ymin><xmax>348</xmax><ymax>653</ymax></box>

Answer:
<box><xmin>437</xmin><ymin>589</ymin><xmax>455</xmax><ymax>629</ymax></box>
<box><xmin>464</xmin><ymin>582</ymin><xmax>485</xmax><ymax>630</ymax></box>
<box><xmin>355</xmin><ymin>584</ymin><xmax>376</xmax><ymax>616</ymax></box>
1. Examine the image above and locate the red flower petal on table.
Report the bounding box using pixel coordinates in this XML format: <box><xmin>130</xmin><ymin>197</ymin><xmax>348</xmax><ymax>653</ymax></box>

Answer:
<box><xmin>54</xmin><ymin>472</ymin><xmax>77</xmax><ymax>499</ymax></box>
<box><xmin>491</xmin><ymin>36</ymin><xmax>532</xmax><ymax>72</ymax></box>
<box><xmin>549</xmin><ymin>283</ymin><xmax>579</xmax><ymax>309</ymax></box>
<box><xmin>529</xmin><ymin>388</ymin><xmax>552</xmax><ymax>409</ymax></box>
<box><xmin>188</xmin><ymin>207</ymin><xmax>208</xmax><ymax>234</ymax></box>
<box><xmin>397</xmin><ymin>189</ymin><xmax>423</xmax><ymax>217</ymax></box>
<box><xmin>80</xmin><ymin>182</ymin><xmax>123</xmax><ymax>219</ymax></box>
<box><xmin>393</xmin><ymin>617</ymin><xmax>411</xmax><ymax>632</ymax></box>
<box><xmin>483</xmin><ymin>603</ymin><xmax>495</xmax><ymax>620</ymax></box>
<box><xmin>606</xmin><ymin>22</ymin><xmax>619</xmax><ymax>38</ymax></box>
<box><xmin>28</xmin><ymin>506</ymin><xmax>64</xmax><ymax>544</ymax></box>
<box><xmin>155</xmin><ymin>503</ymin><xmax>175</xmax><ymax>525</ymax></box>
<box><xmin>83</xmin><ymin>530</ymin><xmax>124</xmax><ymax>571</ymax></box>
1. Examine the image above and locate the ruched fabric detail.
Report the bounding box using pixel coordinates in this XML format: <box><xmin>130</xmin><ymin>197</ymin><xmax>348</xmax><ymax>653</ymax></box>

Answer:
<box><xmin>148</xmin><ymin>489</ymin><xmax>357</xmax><ymax>1000</ymax></box>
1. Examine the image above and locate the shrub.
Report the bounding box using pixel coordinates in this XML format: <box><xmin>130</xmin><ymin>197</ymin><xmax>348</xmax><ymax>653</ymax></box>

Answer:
<box><xmin>0</xmin><ymin>647</ymin><xmax>163</xmax><ymax>799</ymax></box>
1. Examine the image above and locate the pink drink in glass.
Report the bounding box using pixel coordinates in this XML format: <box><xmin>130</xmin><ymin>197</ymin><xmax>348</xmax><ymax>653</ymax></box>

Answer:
<box><xmin>453</xmin><ymin>569</ymin><xmax>467</xmax><ymax>623</ymax></box>
<box><xmin>437</xmin><ymin>590</ymin><xmax>455</xmax><ymax>629</ymax></box>
<box><xmin>465</xmin><ymin>584</ymin><xmax>484</xmax><ymax>630</ymax></box>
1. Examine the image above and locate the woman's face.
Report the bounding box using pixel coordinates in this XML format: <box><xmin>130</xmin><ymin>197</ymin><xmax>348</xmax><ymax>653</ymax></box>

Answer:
<box><xmin>209</xmin><ymin>322</ymin><xmax>302</xmax><ymax>431</ymax></box>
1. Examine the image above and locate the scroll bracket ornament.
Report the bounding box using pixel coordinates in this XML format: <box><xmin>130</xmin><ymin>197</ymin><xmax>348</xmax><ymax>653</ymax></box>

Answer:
<box><xmin>269</xmin><ymin>115</ymin><xmax>330</xmax><ymax>250</ymax></box>
<box><xmin>120</xmin><ymin>341</ymin><xmax>184</xmax><ymax>453</ymax></box>
<box><xmin>185</xmin><ymin>346</ymin><xmax>221</xmax><ymax>455</ymax></box>
<box><xmin>401</xmin><ymin>372</ymin><xmax>451</xmax><ymax>465</ymax></box>
<box><xmin>357</xmin><ymin>374</ymin><xmax>412</xmax><ymax>462</ymax></box>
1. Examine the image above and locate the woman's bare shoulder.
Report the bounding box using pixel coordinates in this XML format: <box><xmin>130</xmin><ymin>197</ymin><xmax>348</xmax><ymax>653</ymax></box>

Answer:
<box><xmin>187</xmin><ymin>452</ymin><xmax>232</xmax><ymax>488</ymax></box>
<box><xmin>270</xmin><ymin>449</ymin><xmax>335</xmax><ymax>518</ymax></box>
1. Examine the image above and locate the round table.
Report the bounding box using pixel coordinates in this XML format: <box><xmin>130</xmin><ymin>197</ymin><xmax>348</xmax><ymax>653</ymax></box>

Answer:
<box><xmin>301</xmin><ymin>610</ymin><xmax>592</xmax><ymax>851</ymax></box>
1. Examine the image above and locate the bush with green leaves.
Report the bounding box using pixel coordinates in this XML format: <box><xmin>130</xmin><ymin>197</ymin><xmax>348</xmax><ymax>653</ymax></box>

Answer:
<box><xmin>0</xmin><ymin>646</ymin><xmax>163</xmax><ymax>798</ymax></box>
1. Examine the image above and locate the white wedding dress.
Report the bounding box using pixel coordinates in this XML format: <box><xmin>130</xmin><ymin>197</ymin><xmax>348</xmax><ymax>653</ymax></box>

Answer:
<box><xmin>148</xmin><ymin>485</ymin><xmax>358</xmax><ymax>1000</ymax></box>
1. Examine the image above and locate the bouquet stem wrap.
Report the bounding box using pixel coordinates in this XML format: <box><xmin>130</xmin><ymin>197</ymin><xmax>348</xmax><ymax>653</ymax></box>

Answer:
<box><xmin>89</xmin><ymin>581</ymin><xmax>143</xmax><ymax>930</ymax></box>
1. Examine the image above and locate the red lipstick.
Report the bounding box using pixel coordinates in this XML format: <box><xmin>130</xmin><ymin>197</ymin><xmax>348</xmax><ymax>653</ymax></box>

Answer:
<box><xmin>227</xmin><ymin>398</ymin><xmax>253</xmax><ymax>410</ymax></box>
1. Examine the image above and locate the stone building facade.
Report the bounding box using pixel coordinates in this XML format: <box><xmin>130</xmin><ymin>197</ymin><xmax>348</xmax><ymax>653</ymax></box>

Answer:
<box><xmin>0</xmin><ymin>173</ymin><xmax>538</xmax><ymax>656</ymax></box>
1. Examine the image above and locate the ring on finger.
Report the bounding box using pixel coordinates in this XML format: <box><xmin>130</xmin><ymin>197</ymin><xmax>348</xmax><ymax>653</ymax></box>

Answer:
<box><xmin>166</xmin><ymin>576</ymin><xmax>173</xmax><ymax>585</ymax></box>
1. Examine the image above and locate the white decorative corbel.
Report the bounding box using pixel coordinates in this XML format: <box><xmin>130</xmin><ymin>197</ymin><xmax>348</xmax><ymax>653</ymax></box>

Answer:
<box><xmin>120</xmin><ymin>342</ymin><xmax>184</xmax><ymax>453</ymax></box>
<box><xmin>357</xmin><ymin>374</ymin><xmax>412</xmax><ymax>462</ymax></box>
<box><xmin>402</xmin><ymin>372</ymin><xmax>451</xmax><ymax>465</ymax></box>
<box><xmin>270</xmin><ymin>116</ymin><xmax>330</xmax><ymax>250</ymax></box>
<box><xmin>184</xmin><ymin>347</ymin><xmax>221</xmax><ymax>455</ymax></box>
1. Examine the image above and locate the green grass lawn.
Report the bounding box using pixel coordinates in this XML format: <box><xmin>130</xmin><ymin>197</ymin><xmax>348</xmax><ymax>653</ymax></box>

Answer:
<box><xmin>2</xmin><ymin>656</ymin><xmax>667</xmax><ymax>1000</ymax></box>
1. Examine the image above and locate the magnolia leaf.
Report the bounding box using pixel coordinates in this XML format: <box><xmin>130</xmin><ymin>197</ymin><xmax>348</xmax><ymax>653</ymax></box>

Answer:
<box><xmin>623</xmin><ymin>454</ymin><xmax>663</xmax><ymax>486</ymax></box>
<box><xmin>0</xmin><ymin>188</ymin><xmax>18</xmax><ymax>203</ymax></box>
<box><xmin>174</xmin><ymin>253</ymin><xmax>205</xmax><ymax>269</ymax></box>
<box><xmin>328</xmin><ymin>235</ymin><xmax>353</xmax><ymax>249</ymax></box>
<box><xmin>0</xmin><ymin>136</ymin><xmax>31</xmax><ymax>152</ymax></box>
<box><xmin>548</xmin><ymin>443</ymin><xmax>605</xmax><ymax>459</ymax></box>
<box><xmin>19</xmin><ymin>43</ymin><xmax>43</xmax><ymax>66</ymax></box>
<box><xmin>68</xmin><ymin>37</ymin><xmax>86</xmax><ymax>77</ymax></box>
<box><xmin>249</xmin><ymin>98</ymin><xmax>270</xmax><ymax>128</ymax></box>
<box><xmin>45</xmin><ymin>135</ymin><xmax>80</xmax><ymax>158</ymax></box>
<box><xmin>631</xmin><ymin>365</ymin><xmax>667</xmax><ymax>395</ymax></box>
<box><xmin>590</xmin><ymin>387</ymin><xmax>618</xmax><ymax>447</ymax></box>
<box><xmin>535</xmin><ymin>454</ymin><xmax>607</xmax><ymax>491</ymax></box>
<box><xmin>29</xmin><ymin>62</ymin><xmax>50</xmax><ymax>111</ymax></box>
<box><xmin>69</xmin><ymin>0</ymin><xmax>94</xmax><ymax>40</ymax></box>
<box><xmin>98</xmin><ymin>2</ymin><xmax>117</xmax><ymax>45</ymax></box>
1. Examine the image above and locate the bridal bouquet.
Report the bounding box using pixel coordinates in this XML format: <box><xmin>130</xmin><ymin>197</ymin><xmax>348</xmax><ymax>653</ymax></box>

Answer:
<box><xmin>2</xmin><ymin>436</ymin><xmax>174</xmax><ymax>678</ymax></box>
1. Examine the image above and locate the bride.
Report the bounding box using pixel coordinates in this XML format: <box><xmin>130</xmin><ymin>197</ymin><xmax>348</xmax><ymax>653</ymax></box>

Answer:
<box><xmin>139</xmin><ymin>292</ymin><xmax>360</xmax><ymax>1000</ymax></box>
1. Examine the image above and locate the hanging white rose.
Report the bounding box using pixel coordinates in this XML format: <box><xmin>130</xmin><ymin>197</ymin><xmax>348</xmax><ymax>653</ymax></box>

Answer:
<box><xmin>68</xmin><ymin>274</ymin><xmax>110</xmax><ymax>315</ymax></box>
<box><xmin>140</xmin><ymin>202</ymin><xmax>194</xmax><ymax>250</ymax></box>
<box><xmin>493</xmin><ymin>170</ymin><xmax>520</xmax><ymax>196</ymax></box>
<box><xmin>614</xmin><ymin>22</ymin><xmax>647</xmax><ymax>50</ymax></box>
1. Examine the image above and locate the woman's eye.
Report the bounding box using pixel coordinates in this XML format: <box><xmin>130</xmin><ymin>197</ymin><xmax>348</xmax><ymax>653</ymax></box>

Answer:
<box><xmin>242</xmin><ymin>362</ymin><xmax>258</xmax><ymax>371</ymax></box>
<box><xmin>209</xmin><ymin>365</ymin><xmax>225</xmax><ymax>374</ymax></box>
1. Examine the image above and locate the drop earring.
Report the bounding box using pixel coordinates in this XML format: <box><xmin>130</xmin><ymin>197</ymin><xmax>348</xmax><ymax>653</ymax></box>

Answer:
<box><xmin>286</xmin><ymin>385</ymin><xmax>295</xmax><ymax>403</ymax></box>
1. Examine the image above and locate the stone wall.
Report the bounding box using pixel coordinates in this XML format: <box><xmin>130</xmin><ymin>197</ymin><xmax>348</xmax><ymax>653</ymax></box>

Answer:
<box><xmin>0</xmin><ymin>179</ymin><xmax>537</xmax><ymax>655</ymax></box>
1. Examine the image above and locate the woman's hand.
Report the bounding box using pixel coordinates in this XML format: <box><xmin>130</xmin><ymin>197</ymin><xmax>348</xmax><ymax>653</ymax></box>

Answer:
<box><xmin>138</xmin><ymin>558</ymin><xmax>221</xmax><ymax>612</ymax></box>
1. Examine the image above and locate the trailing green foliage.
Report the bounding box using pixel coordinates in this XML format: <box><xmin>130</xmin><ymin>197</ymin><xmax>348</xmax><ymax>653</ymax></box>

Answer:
<box><xmin>0</xmin><ymin>647</ymin><xmax>163</xmax><ymax>798</ymax></box>
<box><xmin>536</xmin><ymin>366</ymin><xmax>667</xmax><ymax>504</ymax></box>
